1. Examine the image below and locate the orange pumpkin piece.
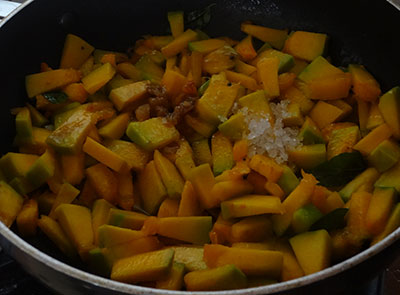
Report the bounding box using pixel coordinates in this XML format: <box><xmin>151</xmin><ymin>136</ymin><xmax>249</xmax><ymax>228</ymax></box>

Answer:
<box><xmin>353</xmin><ymin>123</ymin><xmax>392</xmax><ymax>155</ymax></box>
<box><xmin>98</xmin><ymin>113</ymin><xmax>130</xmax><ymax>140</ymax></box>
<box><xmin>82</xmin><ymin>63</ymin><xmax>116</xmax><ymax>95</ymax></box>
<box><xmin>86</xmin><ymin>163</ymin><xmax>119</xmax><ymax>204</ymax></box>
<box><xmin>178</xmin><ymin>181</ymin><xmax>202</xmax><ymax>217</ymax></box>
<box><xmin>49</xmin><ymin>182</ymin><xmax>80</xmax><ymax>218</ymax></box>
<box><xmin>235</xmin><ymin>35</ymin><xmax>257</xmax><ymax>61</ymax></box>
<box><xmin>347</xmin><ymin>191</ymin><xmax>372</xmax><ymax>241</ymax></box>
<box><xmin>157</xmin><ymin>198</ymin><xmax>180</xmax><ymax>218</ymax></box>
<box><xmin>117</xmin><ymin>171</ymin><xmax>135</xmax><ymax>211</ymax></box>
<box><xmin>60</xmin><ymin>34</ymin><xmax>94</xmax><ymax>69</ymax></box>
<box><xmin>309</xmin><ymin>101</ymin><xmax>344</xmax><ymax>129</ymax></box>
<box><xmin>257</xmin><ymin>57</ymin><xmax>280</xmax><ymax>98</ymax></box>
<box><xmin>249</xmin><ymin>154</ymin><xmax>283</xmax><ymax>183</ymax></box>
<box><xmin>188</xmin><ymin>164</ymin><xmax>216</xmax><ymax>209</ymax></box>
<box><xmin>241</xmin><ymin>23</ymin><xmax>288</xmax><ymax>50</ymax></box>
<box><xmin>61</xmin><ymin>152</ymin><xmax>85</xmax><ymax>185</ymax></box>
<box><xmin>16</xmin><ymin>199</ymin><xmax>39</xmax><ymax>237</ymax></box>
<box><xmin>348</xmin><ymin>64</ymin><xmax>381</xmax><ymax>102</ymax></box>
<box><xmin>161</xmin><ymin>29</ymin><xmax>198</xmax><ymax>58</ymax></box>
<box><xmin>63</xmin><ymin>83</ymin><xmax>89</xmax><ymax>103</ymax></box>
<box><xmin>161</xmin><ymin>69</ymin><xmax>188</xmax><ymax>103</ymax></box>
<box><xmin>224</xmin><ymin>70</ymin><xmax>259</xmax><ymax>91</ymax></box>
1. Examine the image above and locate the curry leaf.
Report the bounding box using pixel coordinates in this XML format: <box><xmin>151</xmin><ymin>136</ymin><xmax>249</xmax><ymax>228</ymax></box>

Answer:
<box><xmin>310</xmin><ymin>151</ymin><xmax>367</xmax><ymax>187</ymax></box>
<box><xmin>186</xmin><ymin>3</ymin><xmax>216</xmax><ymax>29</ymax></box>
<box><xmin>43</xmin><ymin>92</ymin><xmax>68</xmax><ymax>104</ymax></box>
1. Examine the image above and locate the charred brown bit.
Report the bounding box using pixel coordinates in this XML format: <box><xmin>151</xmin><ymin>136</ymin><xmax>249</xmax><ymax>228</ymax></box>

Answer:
<box><xmin>167</xmin><ymin>96</ymin><xmax>197</xmax><ymax>125</ymax></box>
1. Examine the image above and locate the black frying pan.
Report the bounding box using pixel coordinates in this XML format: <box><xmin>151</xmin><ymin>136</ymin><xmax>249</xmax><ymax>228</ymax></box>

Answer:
<box><xmin>0</xmin><ymin>0</ymin><xmax>400</xmax><ymax>294</ymax></box>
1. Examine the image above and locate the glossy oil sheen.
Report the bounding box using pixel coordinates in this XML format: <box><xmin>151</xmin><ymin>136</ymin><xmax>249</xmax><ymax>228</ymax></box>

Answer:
<box><xmin>0</xmin><ymin>0</ymin><xmax>400</xmax><ymax>294</ymax></box>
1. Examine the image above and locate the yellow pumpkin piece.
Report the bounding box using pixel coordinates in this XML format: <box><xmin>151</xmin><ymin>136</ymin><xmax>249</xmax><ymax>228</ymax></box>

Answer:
<box><xmin>238</xmin><ymin>90</ymin><xmax>274</xmax><ymax>119</ymax></box>
<box><xmin>282</xmin><ymin>102</ymin><xmax>304</xmax><ymax>127</ymax></box>
<box><xmin>348</xmin><ymin>64</ymin><xmax>381</xmax><ymax>102</ymax></box>
<box><xmin>166</xmin><ymin>56</ymin><xmax>177</xmax><ymax>70</ymax></box>
<box><xmin>55</xmin><ymin>203</ymin><xmax>94</xmax><ymax>260</ymax></box>
<box><xmin>188</xmin><ymin>39</ymin><xmax>226</xmax><ymax>54</ymax></box>
<box><xmin>19</xmin><ymin>127</ymin><xmax>51</xmax><ymax>155</ymax></box>
<box><xmin>289</xmin><ymin>229</ymin><xmax>332</xmax><ymax>275</ymax></box>
<box><xmin>63</xmin><ymin>83</ymin><xmax>88</xmax><ymax>103</ymax></box>
<box><xmin>0</xmin><ymin>152</ymin><xmax>38</xmax><ymax>182</ymax></box>
<box><xmin>283</xmin><ymin>31</ymin><xmax>327</xmax><ymax>62</ymax></box>
<box><xmin>78</xmin><ymin>179</ymin><xmax>98</xmax><ymax>208</ymax></box>
<box><xmin>235</xmin><ymin>58</ymin><xmax>257</xmax><ymax>76</ymax></box>
<box><xmin>179</xmin><ymin>51</ymin><xmax>190</xmax><ymax>76</ymax></box>
<box><xmin>196</xmin><ymin>73</ymin><xmax>240</xmax><ymax>125</ymax></box>
<box><xmin>116</xmin><ymin>62</ymin><xmax>141</xmax><ymax>81</ymax></box>
<box><xmin>86</xmin><ymin>163</ymin><xmax>118</xmax><ymax>204</ymax></box>
<box><xmin>224</xmin><ymin>70</ymin><xmax>259</xmax><ymax>91</ymax></box>
<box><xmin>211</xmin><ymin>132</ymin><xmax>234</xmax><ymax>176</ymax></box>
<box><xmin>241</xmin><ymin>23</ymin><xmax>288</xmax><ymax>50</ymax></box>
<box><xmin>147</xmin><ymin>216</ymin><xmax>212</xmax><ymax>245</ymax></box>
<box><xmin>138</xmin><ymin>160</ymin><xmax>167</xmax><ymax>215</ymax></box>
<box><xmin>92</xmin><ymin>199</ymin><xmax>115</xmax><ymax>245</ymax></box>
<box><xmin>157</xmin><ymin>198</ymin><xmax>180</xmax><ymax>218</ymax></box>
<box><xmin>372</xmin><ymin>203</ymin><xmax>400</xmax><ymax>245</ymax></box>
<box><xmin>178</xmin><ymin>181</ymin><xmax>202</xmax><ymax>217</ymax></box>
<box><xmin>116</xmin><ymin>171</ymin><xmax>134</xmax><ymax>211</ymax></box>
<box><xmin>289</xmin><ymin>58</ymin><xmax>309</xmax><ymax>76</ymax></box>
<box><xmin>235</xmin><ymin>35</ymin><xmax>257</xmax><ymax>61</ymax></box>
<box><xmin>305</xmin><ymin>73</ymin><xmax>352</xmax><ymax>100</ymax></box>
<box><xmin>209</xmin><ymin>213</ymin><xmax>234</xmax><ymax>245</ymax></box>
<box><xmin>108</xmin><ymin>236</ymin><xmax>161</xmax><ymax>262</ymax></box>
<box><xmin>247</xmin><ymin>171</ymin><xmax>268</xmax><ymax>195</ymax></box>
<box><xmin>37</xmin><ymin>215</ymin><xmax>77</xmax><ymax>259</ymax></box>
<box><xmin>184</xmin><ymin>114</ymin><xmax>216</xmax><ymax>138</ymax></box>
<box><xmin>203</xmin><ymin>46</ymin><xmax>236</xmax><ymax>75</ymax></box>
<box><xmin>20</xmin><ymin>150</ymin><xmax>54</xmax><ymax>190</ymax></box>
<box><xmin>326</xmin><ymin>125</ymin><xmax>360</xmax><ymax>160</ymax></box>
<box><xmin>272</xmin><ymin>172</ymin><xmax>317</xmax><ymax>236</ymax></box>
<box><xmin>357</xmin><ymin>99</ymin><xmax>369</xmax><ymax>134</ymax></box>
<box><xmin>231</xmin><ymin>215</ymin><xmax>272</xmax><ymax>243</ymax></box>
<box><xmin>25</xmin><ymin>68</ymin><xmax>81</xmax><ymax>98</ymax></box>
<box><xmin>265</xmin><ymin>182</ymin><xmax>285</xmax><ymax>200</ymax></box>
<box><xmin>83</xmin><ymin>137</ymin><xmax>128</xmax><ymax>173</ymax></box>
<box><xmin>107</xmin><ymin>208</ymin><xmax>148</xmax><ymax>230</ymax></box>
<box><xmin>257</xmin><ymin>57</ymin><xmax>280</xmax><ymax>98</ymax></box>
<box><xmin>82</xmin><ymin>63</ymin><xmax>116</xmax><ymax>95</ymax></box>
<box><xmin>274</xmin><ymin>240</ymin><xmax>304</xmax><ymax>281</ymax></box>
<box><xmin>353</xmin><ymin>123</ymin><xmax>392</xmax><ymax>155</ymax></box>
<box><xmin>80</xmin><ymin>56</ymin><xmax>94</xmax><ymax>77</ymax></box>
<box><xmin>98</xmin><ymin>113</ymin><xmax>130</xmax><ymax>140</ymax></box>
<box><xmin>161</xmin><ymin>70</ymin><xmax>188</xmax><ymax>104</ymax></box>
<box><xmin>48</xmin><ymin>182</ymin><xmax>80</xmax><ymax>218</ymax></box>
<box><xmin>281</xmin><ymin>85</ymin><xmax>314</xmax><ymax>115</ymax></box>
<box><xmin>35</xmin><ymin>190</ymin><xmax>56</xmax><ymax>215</ymax></box>
<box><xmin>233</xmin><ymin>140</ymin><xmax>248</xmax><ymax>162</ymax></box>
<box><xmin>378</xmin><ymin>87</ymin><xmax>400</xmax><ymax>139</ymax></box>
<box><xmin>249</xmin><ymin>154</ymin><xmax>283</xmax><ymax>183</ymax></box>
<box><xmin>309</xmin><ymin>101</ymin><xmax>344</xmax><ymax>129</ymax></box>
<box><xmin>98</xmin><ymin>224</ymin><xmax>146</xmax><ymax>248</ymax></box>
<box><xmin>100</xmin><ymin>53</ymin><xmax>116</xmax><ymax>67</ymax></box>
<box><xmin>16</xmin><ymin>199</ymin><xmax>38</xmax><ymax>237</ymax></box>
<box><xmin>175</xmin><ymin>140</ymin><xmax>196</xmax><ymax>180</ymax></box>
<box><xmin>188</xmin><ymin>164</ymin><xmax>216</xmax><ymax>209</ymax></box>
<box><xmin>60</xmin><ymin>34</ymin><xmax>94</xmax><ymax>69</ymax></box>
<box><xmin>347</xmin><ymin>191</ymin><xmax>372</xmax><ymax>241</ymax></box>
<box><xmin>190</xmin><ymin>51</ymin><xmax>203</xmax><ymax>87</ymax></box>
<box><xmin>111</xmin><ymin>248</ymin><xmax>174</xmax><ymax>283</ymax></box>
<box><xmin>60</xmin><ymin>152</ymin><xmax>85</xmax><ymax>186</ymax></box>
<box><xmin>365</xmin><ymin>188</ymin><xmax>396</xmax><ymax>236</ymax></box>
<box><xmin>289</xmin><ymin>144</ymin><xmax>326</xmax><ymax>170</ymax></box>
<box><xmin>215</xmin><ymin>161</ymin><xmax>251</xmax><ymax>182</ymax></box>
<box><xmin>322</xmin><ymin>192</ymin><xmax>345</xmax><ymax>214</ymax></box>
<box><xmin>366</xmin><ymin>102</ymin><xmax>384</xmax><ymax>130</ymax></box>
<box><xmin>211</xmin><ymin>178</ymin><xmax>253</xmax><ymax>203</ymax></box>
<box><xmin>109</xmin><ymin>80</ymin><xmax>150</xmax><ymax>111</ymax></box>
<box><xmin>204</xmin><ymin>244</ymin><xmax>283</xmax><ymax>278</ymax></box>
<box><xmin>278</xmin><ymin>72</ymin><xmax>296</xmax><ymax>93</ymax></box>
<box><xmin>167</xmin><ymin>11</ymin><xmax>184</xmax><ymax>38</ymax></box>
<box><xmin>105</xmin><ymin>139</ymin><xmax>151</xmax><ymax>172</ymax></box>
<box><xmin>184</xmin><ymin>264</ymin><xmax>247</xmax><ymax>291</ymax></box>
<box><xmin>153</xmin><ymin>150</ymin><xmax>184</xmax><ymax>199</ymax></box>
<box><xmin>161</xmin><ymin>29</ymin><xmax>198</xmax><ymax>58</ymax></box>
<box><xmin>156</xmin><ymin>262</ymin><xmax>186</xmax><ymax>290</ymax></box>
<box><xmin>221</xmin><ymin>195</ymin><xmax>284</xmax><ymax>220</ymax></box>
<box><xmin>231</xmin><ymin>241</ymin><xmax>277</xmax><ymax>251</ymax></box>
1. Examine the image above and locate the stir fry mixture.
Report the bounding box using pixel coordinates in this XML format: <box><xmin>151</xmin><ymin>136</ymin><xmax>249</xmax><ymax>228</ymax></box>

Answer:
<box><xmin>1</xmin><ymin>10</ymin><xmax>400</xmax><ymax>291</ymax></box>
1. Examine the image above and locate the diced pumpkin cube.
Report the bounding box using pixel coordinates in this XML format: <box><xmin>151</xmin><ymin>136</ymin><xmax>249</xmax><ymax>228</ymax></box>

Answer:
<box><xmin>161</xmin><ymin>70</ymin><xmax>188</xmax><ymax>104</ymax></box>
<box><xmin>224</xmin><ymin>70</ymin><xmax>259</xmax><ymax>91</ymax></box>
<box><xmin>196</xmin><ymin>73</ymin><xmax>240</xmax><ymax>125</ymax></box>
<box><xmin>188</xmin><ymin>164</ymin><xmax>216</xmax><ymax>209</ymax></box>
<box><xmin>174</xmin><ymin>140</ymin><xmax>196</xmax><ymax>180</ymax></box>
<box><xmin>202</xmin><ymin>46</ymin><xmax>236</xmax><ymax>75</ymax></box>
<box><xmin>87</xmin><ymin>247</ymin><xmax>113</xmax><ymax>277</ymax></box>
<box><xmin>211</xmin><ymin>132</ymin><xmax>234</xmax><ymax>176</ymax></box>
<box><xmin>282</xmin><ymin>85</ymin><xmax>314</xmax><ymax>115</ymax></box>
<box><xmin>235</xmin><ymin>35</ymin><xmax>257</xmax><ymax>61</ymax></box>
<box><xmin>55</xmin><ymin>204</ymin><xmax>94</xmax><ymax>260</ymax></box>
<box><xmin>241</xmin><ymin>23</ymin><xmax>288</xmax><ymax>50</ymax></box>
<box><xmin>92</xmin><ymin>199</ymin><xmax>115</xmax><ymax>245</ymax></box>
<box><xmin>372</xmin><ymin>203</ymin><xmax>400</xmax><ymax>245</ymax></box>
<box><xmin>235</xmin><ymin>58</ymin><xmax>257</xmax><ymax>76</ymax></box>
<box><xmin>25</xmin><ymin>69</ymin><xmax>81</xmax><ymax>98</ymax></box>
<box><xmin>368</xmin><ymin>139</ymin><xmax>400</xmax><ymax>172</ymax></box>
<box><xmin>178</xmin><ymin>181</ymin><xmax>202</xmax><ymax>217</ymax></box>
<box><xmin>272</xmin><ymin>172</ymin><xmax>317</xmax><ymax>236</ymax></box>
<box><xmin>378</xmin><ymin>86</ymin><xmax>400</xmax><ymax>139</ymax></box>
<box><xmin>218</xmin><ymin>113</ymin><xmax>246</xmax><ymax>141</ymax></box>
<box><xmin>37</xmin><ymin>215</ymin><xmax>77</xmax><ymax>259</ymax></box>
<box><xmin>251</xmin><ymin>49</ymin><xmax>294</xmax><ymax>74</ymax></box>
<box><xmin>231</xmin><ymin>215</ymin><xmax>272</xmax><ymax>243</ymax></box>
<box><xmin>154</xmin><ymin>150</ymin><xmax>184</xmax><ymax>199</ymax></box>
<box><xmin>26</xmin><ymin>103</ymin><xmax>48</xmax><ymax>127</ymax></box>
<box><xmin>108</xmin><ymin>236</ymin><xmax>161</xmax><ymax>262</ymax></box>
<box><xmin>0</xmin><ymin>181</ymin><xmax>23</xmax><ymax>227</ymax></box>
<box><xmin>274</xmin><ymin>241</ymin><xmax>304</xmax><ymax>281</ymax></box>
<box><xmin>156</xmin><ymin>262</ymin><xmax>186</xmax><ymax>291</ymax></box>
<box><xmin>109</xmin><ymin>81</ymin><xmax>150</xmax><ymax>111</ymax></box>
<box><xmin>61</xmin><ymin>152</ymin><xmax>85</xmax><ymax>185</ymax></box>
<box><xmin>184</xmin><ymin>264</ymin><xmax>247</xmax><ymax>291</ymax></box>
<box><xmin>82</xmin><ymin>63</ymin><xmax>116</xmax><ymax>95</ymax></box>
<box><xmin>86</xmin><ymin>163</ymin><xmax>118</xmax><ymax>204</ymax></box>
<box><xmin>135</xmin><ymin>55</ymin><xmax>165</xmax><ymax>84</ymax></box>
<box><xmin>289</xmin><ymin>229</ymin><xmax>332</xmax><ymax>275</ymax></box>
<box><xmin>78</xmin><ymin>179</ymin><xmax>98</xmax><ymax>208</ymax></box>
<box><xmin>340</xmin><ymin>167</ymin><xmax>379</xmax><ymax>202</ymax></box>
<box><xmin>167</xmin><ymin>11</ymin><xmax>184</xmax><ymax>38</ymax></box>
<box><xmin>310</xmin><ymin>101</ymin><xmax>344</xmax><ymax>129</ymax></box>
<box><xmin>157</xmin><ymin>198</ymin><xmax>179</xmax><ymax>218</ymax></box>
<box><xmin>191</xmin><ymin>139</ymin><xmax>212</xmax><ymax>166</ymax></box>
<box><xmin>184</xmin><ymin>114</ymin><xmax>216</xmax><ymax>138</ymax></box>
<box><xmin>189</xmin><ymin>39</ymin><xmax>226</xmax><ymax>54</ymax></box>
<box><xmin>105</xmin><ymin>139</ymin><xmax>151</xmax><ymax>172</ymax></box>
<box><xmin>366</xmin><ymin>103</ymin><xmax>384</xmax><ymax>130</ymax></box>
<box><xmin>116</xmin><ymin>171</ymin><xmax>135</xmax><ymax>211</ymax></box>
<box><xmin>15</xmin><ymin>107</ymin><xmax>33</xmax><ymax>145</ymax></box>
<box><xmin>48</xmin><ymin>182</ymin><xmax>80</xmax><ymax>218</ymax></box>
<box><xmin>211</xmin><ymin>178</ymin><xmax>253</xmax><ymax>203</ymax></box>
<box><xmin>107</xmin><ymin>208</ymin><xmax>148</xmax><ymax>230</ymax></box>
<box><xmin>283</xmin><ymin>31</ymin><xmax>327</xmax><ymax>62</ymax></box>
<box><xmin>365</xmin><ymin>188</ymin><xmax>396</xmax><ymax>236</ymax></box>
<box><xmin>304</xmin><ymin>73</ymin><xmax>352</xmax><ymax>100</ymax></box>
<box><xmin>249</xmin><ymin>154</ymin><xmax>283</xmax><ymax>182</ymax></box>
<box><xmin>111</xmin><ymin>248</ymin><xmax>174</xmax><ymax>283</ymax></box>
<box><xmin>257</xmin><ymin>57</ymin><xmax>280</xmax><ymax>98</ymax></box>
<box><xmin>83</xmin><ymin>137</ymin><xmax>128</xmax><ymax>173</ymax></box>
<box><xmin>98</xmin><ymin>224</ymin><xmax>146</xmax><ymax>248</ymax></box>
<box><xmin>353</xmin><ymin>123</ymin><xmax>392</xmax><ymax>155</ymax></box>
<box><xmin>204</xmin><ymin>244</ymin><xmax>283</xmax><ymax>278</ymax></box>
<box><xmin>327</xmin><ymin>126</ymin><xmax>360</xmax><ymax>160</ymax></box>
<box><xmin>25</xmin><ymin>149</ymin><xmax>56</xmax><ymax>189</ymax></box>
<box><xmin>138</xmin><ymin>160</ymin><xmax>167</xmax><ymax>215</ymax></box>
<box><xmin>126</xmin><ymin>117</ymin><xmax>180</xmax><ymax>151</ymax></box>
<box><xmin>347</xmin><ymin>191</ymin><xmax>372</xmax><ymax>242</ymax></box>
<box><xmin>0</xmin><ymin>152</ymin><xmax>38</xmax><ymax>182</ymax></box>
<box><xmin>221</xmin><ymin>195</ymin><xmax>284</xmax><ymax>219</ymax></box>
<box><xmin>291</xmin><ymin>204</ymin><xmax>323</xmax><ymax>234</ymax></box>
<box><xmin>348</xmin><ymin>64</ymin><xmax>381</xmax><ymax>102</ymax></box>
<box><xmin>63</xmin><ymin>83</ymin><xmax>89</xmax><ymax>103</ymax></box>
<box><xmin>161</xmin><ymin>29</ymin><xmax>198</xmax><ymax>58</ymax></box>
<box><xmin>298</xmin><ymin>56</ymin><xmax>343</xmax><ymax>83</ymax></box>
<box><xmin>98</xmin><ymin>113</ymin><xmax>130</xmax><ymax>140</ymax></box>
<box><xmin>116</xmin><ymin>62</ymin><xmax>141</xmax><ymax>81</ymax></box>
<box><xmin>60</xmin><ymin>34</ymin><xmax>94</xmax><ymax>69</ymax></box>
<box><xmin>146</xmin><ymin>216</ymin><xmax>212</xmax><ymax>245</ymax></box>
<box><xmin>277</xmin><ymin>165</ymin><xmax>299</xmax><ymax>197</ymax></box>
